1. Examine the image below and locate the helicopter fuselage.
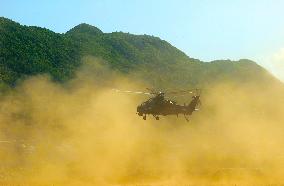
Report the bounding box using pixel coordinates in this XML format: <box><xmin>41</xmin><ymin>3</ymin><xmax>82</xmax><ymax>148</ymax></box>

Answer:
<box><xmin>137</xmin><ymin>94</ymin><xmax>200</xmax><ymax>121</ymax></box>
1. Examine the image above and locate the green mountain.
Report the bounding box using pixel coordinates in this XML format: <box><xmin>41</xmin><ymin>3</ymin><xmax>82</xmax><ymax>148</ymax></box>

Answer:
<box><xmin>0</xmin><ymin>17</ymin><xmax>278</xmax><ymax>88</ymax></box>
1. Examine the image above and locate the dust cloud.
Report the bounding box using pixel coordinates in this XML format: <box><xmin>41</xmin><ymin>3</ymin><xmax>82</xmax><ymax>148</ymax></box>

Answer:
<box><xmin>0</xmin><ymin>60</ymin><xmax>284</xmax><ymax>185</ymax></box>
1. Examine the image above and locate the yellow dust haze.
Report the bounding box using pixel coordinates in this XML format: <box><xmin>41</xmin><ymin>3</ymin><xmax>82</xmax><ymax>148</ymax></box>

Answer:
<box><xmin>0</xmin><ymin>62</ymin><xmax>283</xmax><ymax>185</ymax></box>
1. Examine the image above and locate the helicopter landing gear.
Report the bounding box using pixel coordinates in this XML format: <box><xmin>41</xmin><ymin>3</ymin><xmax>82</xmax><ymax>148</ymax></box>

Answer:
<box><xmin>143</xmin><ymin>115</ymin><xmax>147</xmax><ymax>120</ymax></box>
<box><xmin>184</xmin><ymin>114</ymin><xmax>189</xmax><ymax>122</ymax></box>
<box><xmin>153</xmin><ymin>115</ymin><xmax>159</xmax><ymax>120</ymax></box>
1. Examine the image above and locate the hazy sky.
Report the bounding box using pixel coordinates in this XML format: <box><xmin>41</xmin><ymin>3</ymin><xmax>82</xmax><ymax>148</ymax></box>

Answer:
<box><xmin>1</xmin><ymin>0</ymin><xmax>284</xmax><ymax>80</ymax></box>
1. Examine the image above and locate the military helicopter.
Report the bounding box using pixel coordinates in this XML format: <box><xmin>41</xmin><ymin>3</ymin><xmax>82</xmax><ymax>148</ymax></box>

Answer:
<box><xmin>113</xmin><ymin>88</ymin><xmax>201</xmax><ymax>121</ymax></box>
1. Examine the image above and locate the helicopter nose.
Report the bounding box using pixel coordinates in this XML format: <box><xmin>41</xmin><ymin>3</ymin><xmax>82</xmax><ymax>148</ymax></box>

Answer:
<box><xmin>137</xmin><ymin>105</ymin><xmax>141</xmax><ymax>112</ymax></box>
<box><xmin>137</xmin><ymin>106</ymin><xmax>143</xmax><ymax>116</ymax></box>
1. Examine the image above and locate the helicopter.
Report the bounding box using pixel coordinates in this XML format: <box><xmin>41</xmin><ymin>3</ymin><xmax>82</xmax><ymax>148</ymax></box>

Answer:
<box><xmin>113</xmin><ymin>88</ymin><xmax>201</xmax><ymax>121</ymax></box>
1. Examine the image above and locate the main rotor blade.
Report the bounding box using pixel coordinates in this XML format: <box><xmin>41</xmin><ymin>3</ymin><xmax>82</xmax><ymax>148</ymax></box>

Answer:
<box><xmin>112</xmin><ymin>89</ymin><xmax>152</xmax><ymax>95</ymax></box>
<box><xmin>0</xmin><ymin>140</ymin><xmax>12</xmax><ymax>143</ymax></box>
<box><xmin>166</xmin><ymin>90</ymin><xmax>194</xmax><ymax>95</ymax></box>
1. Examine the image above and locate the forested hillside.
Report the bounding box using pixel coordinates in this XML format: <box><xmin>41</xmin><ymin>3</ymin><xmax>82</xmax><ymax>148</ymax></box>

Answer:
<box><xmin>0</xmin><ymin>17</ymin><xmax>277</xmax><ymax>88</ymax></box>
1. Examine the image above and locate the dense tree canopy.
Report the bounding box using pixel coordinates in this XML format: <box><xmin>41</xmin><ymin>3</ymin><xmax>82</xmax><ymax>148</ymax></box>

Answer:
<box><xmin>0</xmin><ymin>17</ymin><xmax>277</xmax><ymax>89</ymax></box>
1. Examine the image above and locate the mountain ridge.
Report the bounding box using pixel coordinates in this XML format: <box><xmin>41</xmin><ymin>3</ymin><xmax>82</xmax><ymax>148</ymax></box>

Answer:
<box><xmin>0</xmin><ymin>17</ymin><xmax>279</xmax><ymax>89</ymax></box>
